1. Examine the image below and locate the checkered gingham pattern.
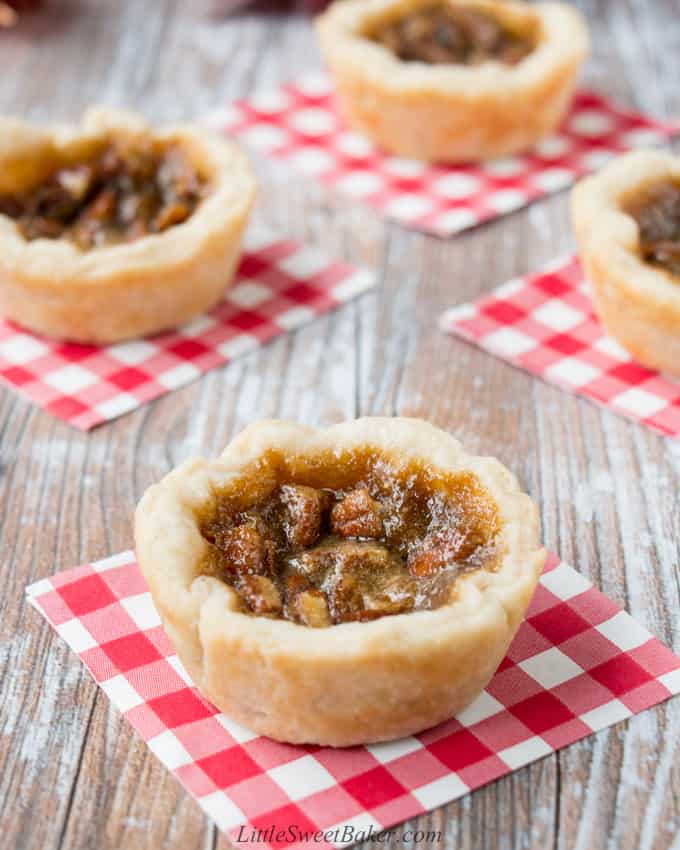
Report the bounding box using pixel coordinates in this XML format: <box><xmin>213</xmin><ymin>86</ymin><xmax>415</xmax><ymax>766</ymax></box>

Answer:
<box><xmin>441</xmin><ymin>255</ymin><xmax>680</xmax><ymax>438</ymax></box>
<box><xmin>27</xmin><ymin>551</ymin><xmax>680</xmax><ymax>850</ymax></box>
<box><xmin>206</xmin><ymin>71</ymin><xmax>678</xmax><ymax>237</ymax></box>
<box><xmin>0</xmin><ymin>224</ymin><xmax>374</xmax><ymax>430</ymax></box>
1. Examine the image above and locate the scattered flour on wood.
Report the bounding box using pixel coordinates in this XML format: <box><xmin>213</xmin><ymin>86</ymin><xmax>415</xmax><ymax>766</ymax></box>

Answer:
<box><xmin>573</xmin><ymin>470</ymin><xmax>615</xmax><ymax>524</ymax></box>
<box><xmin>1</xmin><ymin>632</ymin><xmax>89</xmax><ymax>800</ymax></box>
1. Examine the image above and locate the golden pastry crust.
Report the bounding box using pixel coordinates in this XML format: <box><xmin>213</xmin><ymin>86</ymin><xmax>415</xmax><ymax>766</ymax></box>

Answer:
<box><xmin>571</xmin><ymin>150</ymin><xmax>680</xmax><ymax>377</ymax></box>
<box><xmin>135</xmin><ymin>418</ymin><xmax>545</xmax><ymax>747</ymax></box>
<box><xmin>0</xmin><ymin>108</ymin><xmax>255</xmax><ymax>343</ymax></box>
<box><xmin>316</xmin><ymin>0</ymin><xmax>589</xmax><ymax>162</ymax></box>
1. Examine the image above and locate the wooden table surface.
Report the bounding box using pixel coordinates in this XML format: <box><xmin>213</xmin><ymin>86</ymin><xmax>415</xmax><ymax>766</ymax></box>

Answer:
<box><xmin>1</xmin><ymin>2</ymin><xmax>679</xmax><ymax>849</ymax></box>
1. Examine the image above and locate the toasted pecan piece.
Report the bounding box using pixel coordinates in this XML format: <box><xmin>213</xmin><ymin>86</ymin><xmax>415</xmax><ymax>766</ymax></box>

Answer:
<box><xmin>279</xmin><ymin>484</ymin><xmax>329</xmax><ymax>550</ymax></box>
<box><xmin>212</xmin><ymin>521</ymin><xmax>276</xmax><ymax>579</ymax></box>
<box><xmin>296</xmin><ymin>589</ymin><xmax>332</xmax><ymax>628</ymax></box>
<box><xmin>408</xmin><ymin>528</ymin><xmax>465</xmax><ymax>577</ymax></box>
<box><xmin>330</xmin><ymin>488</ymin><xmax>383</xmax><ymax>538</ymax></box>
<box><xmin>238</xmin><ymin>574</ymin><xmax>282</xmax><ymax>616</ymax></box>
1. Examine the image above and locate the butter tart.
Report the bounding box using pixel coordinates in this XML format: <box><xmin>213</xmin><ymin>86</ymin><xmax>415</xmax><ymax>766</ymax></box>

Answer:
<box><xmin>135</xmin><ymin>418</ymin><xmax>545</xmax><ymax>746</ymax></box>
<box><xmin>571</xmin><ymin>150</ymin><xmax>680</xmax><ymax>377</ymax></box>
<box><xmin>0</xmin><ymin>108</ymin><xmax>255</xmax><ymax>343</ymax></box>
<box><xmin>316</xmin><ymin>0</ymin><xmax>589</xmax><ymax>163</ymax></box>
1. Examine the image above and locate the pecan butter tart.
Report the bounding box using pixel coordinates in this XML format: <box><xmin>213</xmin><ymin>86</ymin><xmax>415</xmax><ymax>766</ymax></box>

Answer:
<box><xmin>0</xmin><ymin>108</ymin><xmax>255</xmax><ymax>343</ymax></box>
<box><xmin>316</xmin><ymin>0</ymin><xmax>589</xmax><ymax>162</ymax></box>
<box><xmin>135</xmin><ymin>418</ymin><xmax>545</xmax><ymax>746</ymax></box>
<box><xmin>571</xmin><ymin>150</ymin><xmax>680</xmax><ymax>377</ymax></box>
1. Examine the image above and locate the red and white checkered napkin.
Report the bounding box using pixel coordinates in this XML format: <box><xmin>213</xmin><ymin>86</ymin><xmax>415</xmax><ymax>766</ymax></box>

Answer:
<box><xmin>0</xmin><ymin>225</ymin><xmax>373</xmax><ymax>430</ymax></box>
<box><xmin>207</xmin><ymin>72</ymin><xmax>678</xmax><ymax>237</ymax></box>
<box><xmin>27</xmin><ymin>551</ymin><xmax>680</xmax><ymax>850</ymax></box>
<box><xmin>441</xmin><ymin>255</ymin><xmax>680</xmax><ymax>439</ymax></box>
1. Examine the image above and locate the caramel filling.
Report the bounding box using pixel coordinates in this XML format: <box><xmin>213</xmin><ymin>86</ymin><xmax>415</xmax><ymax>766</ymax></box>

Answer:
<box><xmin>369</xmin><ymin>3</ymin><xmax>534</xmax><ymax>66</ymax></box>
<box><xmin>624</xmin><ymin>179</ymin><xmax>680</xmax><ymax>278</ymax></box>
<box><xmin>198</xmin><ymin>449</ymin><xmax>501</xmax><ymax>627</ymax></box>
<box><xmin>0</xmin><ymin>139</ymin><xmax>208</xmax><ymax>250</ymax></box>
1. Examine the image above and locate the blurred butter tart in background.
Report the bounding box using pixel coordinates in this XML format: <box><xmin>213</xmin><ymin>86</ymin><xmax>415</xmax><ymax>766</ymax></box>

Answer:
<box><xmin>571</xmin><ymin>150</ymin><xmax>680</xmax><ymax>377</ymax></box>
<box><xmin>316</xmin><ymin>0</ymin><xmax>589</xmax><ymax>162</ymax></box>
<box><xmin>135</xmin><ymin>418</ymin><xmax>545</xmax><ymax>746</ymax></box>
<box><xmin>0</xmin><ymin>108</ymin><xmax>255</xmax><ymax>343</ymax></box>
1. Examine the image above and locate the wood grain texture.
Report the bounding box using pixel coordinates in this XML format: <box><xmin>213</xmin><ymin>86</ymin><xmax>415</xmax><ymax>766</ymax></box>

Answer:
<box><xmin>0</xmin><ymin>1</ymin><xmax>678</xmax><ymax>849</ymax></box>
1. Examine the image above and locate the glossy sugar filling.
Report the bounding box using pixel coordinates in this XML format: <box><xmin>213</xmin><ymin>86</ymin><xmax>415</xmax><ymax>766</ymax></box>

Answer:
<box><xmin>368</xmin><ymin>3</ymin><xmax>535</xmax><ymax>67</ymax></box>
<box><xmin>198</xmin><ymin>448</ymin><xmax>502</xmax><ymax>627</ymax></box>
<box><xmin>0</xmin><ymin>138</ymin><xmax>208</xmax><ymax>250</ymax></box>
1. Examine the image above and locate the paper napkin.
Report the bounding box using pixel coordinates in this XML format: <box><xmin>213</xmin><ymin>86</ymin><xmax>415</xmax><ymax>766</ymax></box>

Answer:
<box><xmin>441</xmin><ymin>255</ymin><xmax>680</xmax><ymax>439</ymax></box>
<box><xmin>208</xmin><ymin>72</ymin><xmax>678</xmax><ymax>237</ymax></box>
<box><xmin>28</xmin><ymin>551</ymin><xmax>680</xmax><ymax>850</ymax></box>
